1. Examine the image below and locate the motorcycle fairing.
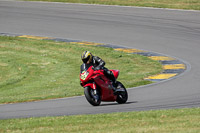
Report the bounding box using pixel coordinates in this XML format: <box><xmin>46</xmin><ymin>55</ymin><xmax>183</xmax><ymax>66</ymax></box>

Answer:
<box><xmin>94</xmin><ymin>74</ymin><xmax>117</xmax><ymax>101</ymax></box>
<box><xmin>110</xmin><ymin>69</ymin><xmax>119</xmax><ymax>79</ymax></box>
<box><xmin>83</xmin><ymin>82</ymin><xmax>96</xmax><ymax>90</ymax></box>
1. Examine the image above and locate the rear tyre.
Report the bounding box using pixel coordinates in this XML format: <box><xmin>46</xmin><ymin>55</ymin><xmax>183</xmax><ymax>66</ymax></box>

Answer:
<box><xmin>116</xmin><ymin>81</ymin><xmax>128</xmax><ymax>104</ymax></box>
<box><xmin>84</xmin><ymin>86</ymin><xmax>101</xmax><ymax>106</ymax></box>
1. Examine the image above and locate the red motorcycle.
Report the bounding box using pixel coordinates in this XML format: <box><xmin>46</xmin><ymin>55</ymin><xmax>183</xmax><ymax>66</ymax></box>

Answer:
<box><xmin>80</xmin><ymin>64</ymin><xmax>128</xmax><ymax>106</ymax></box>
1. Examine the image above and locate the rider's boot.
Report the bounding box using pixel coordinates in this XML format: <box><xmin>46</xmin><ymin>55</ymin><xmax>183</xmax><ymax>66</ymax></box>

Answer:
<box><xmin>112</xmin><ymin>79</ymin><xmax>124</xmax><ymax>95</ymax></box>
<box><xmin>112</xmin><ymin>80</ymin><xmax>118</xmax><ymax>95</ymax></box>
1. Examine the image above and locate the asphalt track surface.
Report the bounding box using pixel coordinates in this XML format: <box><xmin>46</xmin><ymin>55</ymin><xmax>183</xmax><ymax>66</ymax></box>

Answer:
<box><xmin>0</xmin><ymin>0</ymin><xmax>200</xmax><ymax>119</ymax></box>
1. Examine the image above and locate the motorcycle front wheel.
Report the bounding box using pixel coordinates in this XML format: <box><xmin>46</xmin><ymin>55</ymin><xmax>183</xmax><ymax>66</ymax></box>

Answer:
<box><xmin>84</xmin><ymin>86</ymin><xmax>101</xmax><ymax>106</ymax></box>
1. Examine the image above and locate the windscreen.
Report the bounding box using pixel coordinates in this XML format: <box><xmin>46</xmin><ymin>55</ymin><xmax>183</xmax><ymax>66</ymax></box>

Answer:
<box><xmin>80</xmin><ymin>63</ymin><xmax>93</xmax><ymax>73</ymax></box>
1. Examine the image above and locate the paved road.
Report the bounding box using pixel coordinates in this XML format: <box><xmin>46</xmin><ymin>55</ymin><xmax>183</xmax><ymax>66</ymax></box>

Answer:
<box><xmin>0</xmin><ymin>0</ymin><xmax>200</xmax><ymax>119</ymax></box>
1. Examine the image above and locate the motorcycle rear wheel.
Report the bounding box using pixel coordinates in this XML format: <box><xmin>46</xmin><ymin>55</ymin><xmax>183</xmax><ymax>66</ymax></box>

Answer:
<box><xmin>116</xmin><ymin>81</ymin><xmax>128</xmax><ymax>104</ymax></box>
<box><xmin>84</xmin><ymin>86</ymin><xmax>101</xmax><ymax>106</ymax></box>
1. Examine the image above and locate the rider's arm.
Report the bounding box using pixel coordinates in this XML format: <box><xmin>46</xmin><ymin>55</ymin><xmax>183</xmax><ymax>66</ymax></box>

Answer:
<box><xmin>93</xmin><ymin>56</ymin><xmax>105</xmax><ymax>70</ymax></box>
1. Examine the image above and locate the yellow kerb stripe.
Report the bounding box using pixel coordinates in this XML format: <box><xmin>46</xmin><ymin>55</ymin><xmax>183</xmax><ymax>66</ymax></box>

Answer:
<box><xmin>76</xmin><ymin>42</ymin><xmax>104</xmax><ymax>46</ymax></box>
<box><xmin>18</xmin><ymin>35</ymin><xmax>51</xmax><ymax>40</ymax></box>
<box><xmin>148</xmin><ymin>56</ymin><xmax>175</xmax><ymax>61</ymax></box>
<box><xmin>70</xmin><ymin>42</ymin><xmax>78</xmax><ymax>44</ymax></box>
<box><xmin>163</xmin><ymin>64</ymin><xmax>185</xmax><ymax>70</ymax></box>
<box><xmin>145</xmin><ymin>73</ymin><xmax>177</xmax><ymax>80</ymax></box>
<box><xmin>115</xmin><ymin>48</ymin><xmax>145</xmax><ymax>53</ymax></box>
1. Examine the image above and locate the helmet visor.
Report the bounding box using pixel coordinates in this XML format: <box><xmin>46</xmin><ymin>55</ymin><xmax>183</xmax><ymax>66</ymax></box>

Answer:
<box><xmin>82</xmin><ymin>56</ymin><xmax>90</xmax><ymax>63</ymax></box>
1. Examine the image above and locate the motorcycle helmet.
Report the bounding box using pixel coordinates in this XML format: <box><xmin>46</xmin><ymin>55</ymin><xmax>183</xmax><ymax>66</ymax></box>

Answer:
<box><xmin>81</xmin><ymin>51</ymin><xmax>93</xmax><ymax>63</ymax></box>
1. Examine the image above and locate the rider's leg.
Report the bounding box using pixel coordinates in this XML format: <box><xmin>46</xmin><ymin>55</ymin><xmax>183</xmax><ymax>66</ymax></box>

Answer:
<box><xmin>103</xmin><ymin>68</ymin><xmax>124</xmax><ymax>95</ymax></box>
<box><xmin>103</xmin><ymin>68</ymin><xmax>117</xmax><ymax>87</ymax></box>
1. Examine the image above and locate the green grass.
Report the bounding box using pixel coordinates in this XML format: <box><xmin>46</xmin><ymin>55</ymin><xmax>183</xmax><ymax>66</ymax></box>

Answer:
<box><xmin>0</xmin><ymin>36</ymin><xmax>162</xmax><ymax>104</ymax></box>
<box><xmin>0</xmin><ymin>108</ymin><xmax>200</xmax><ymax>132</ymax></box>
<box><xmin>24</xmin><ymin>0</ymin><xmax>200</xmax><ymax>10</ymax></box>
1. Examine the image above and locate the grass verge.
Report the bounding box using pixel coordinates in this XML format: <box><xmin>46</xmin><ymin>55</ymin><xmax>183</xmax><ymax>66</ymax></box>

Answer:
<box><xmin>24</xmin><ymin>0</ymin><xmax>200</xmax><ymax>10</ymax></box>
<box><xmin>0</xmin><ymin>108</ymin><xmax>200</xmax><ymax>132</ymax></box>
<box><xmin>0</xmin><ymin>36</ymin><xmax>162</xmax><ymax>103</ymax></box>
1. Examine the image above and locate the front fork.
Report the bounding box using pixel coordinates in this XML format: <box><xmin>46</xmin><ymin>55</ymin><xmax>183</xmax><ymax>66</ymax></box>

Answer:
<box><xmin>84</xmin><ymin>82</ymin><xmax>97</xmax><ymax>92</ymax></box>
<box><xmin>84</xmin><ymin>82</ymin><xmax>100</xmax><ymax>101</ymax></box>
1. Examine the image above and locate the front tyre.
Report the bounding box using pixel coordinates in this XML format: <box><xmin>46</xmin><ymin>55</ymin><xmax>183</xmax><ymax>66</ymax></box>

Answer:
<box><xmin>84</xmin><ymin>86</ymin><xmax>101</xmax><ymax>106</ymax></box>
<box><xmin>116</xmin><ymin>81</ymin><xmax>128</xmax><ymax>104</ymax></box>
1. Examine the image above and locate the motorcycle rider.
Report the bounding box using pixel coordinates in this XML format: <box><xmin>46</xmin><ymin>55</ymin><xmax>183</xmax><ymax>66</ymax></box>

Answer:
<box><xmin>80</xmin><ymin>51</ymin><xmax>118</xmax><ymax>94</ymax></box>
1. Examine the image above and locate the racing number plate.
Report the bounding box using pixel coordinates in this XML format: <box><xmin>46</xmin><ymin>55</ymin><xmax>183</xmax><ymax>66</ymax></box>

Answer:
<box><xmin>81</xmin><ymin>71</ymin><xmax>89</xmax><ymax>80</ymax></box>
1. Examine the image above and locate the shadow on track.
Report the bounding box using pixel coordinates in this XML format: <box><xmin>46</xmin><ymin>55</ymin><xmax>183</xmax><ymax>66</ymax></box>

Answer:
<box><xmin>100</xmin><ymin>101</ymin><xmax>138</xmax><ymax>107</ymax></box>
